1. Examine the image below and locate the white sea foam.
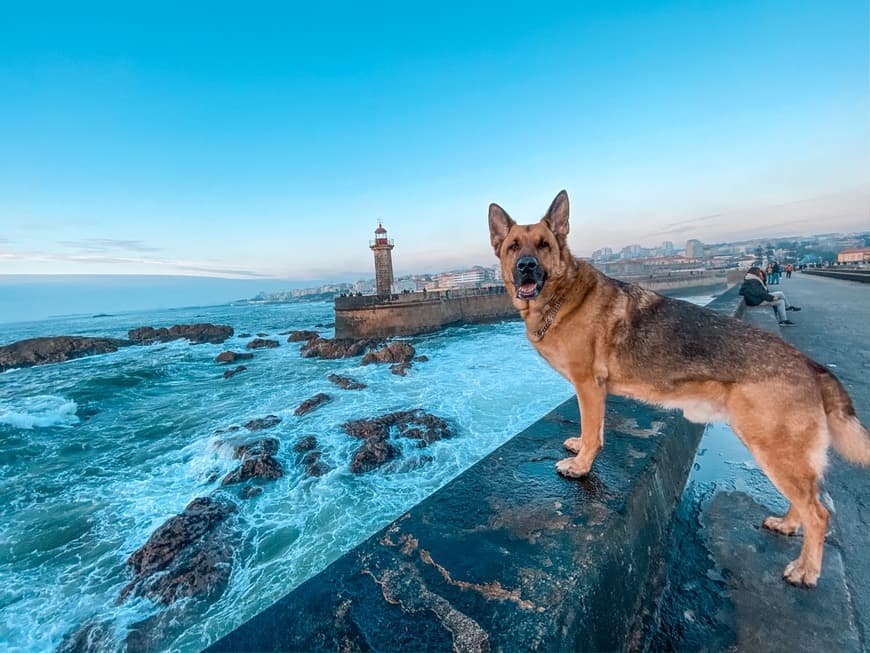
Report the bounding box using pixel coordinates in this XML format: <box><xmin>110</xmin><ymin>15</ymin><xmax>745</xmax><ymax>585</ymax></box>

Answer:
<box><xmin>0</xmin><ymin>395</ymin><xmax>79</xmax><ymax>429</ymax></box>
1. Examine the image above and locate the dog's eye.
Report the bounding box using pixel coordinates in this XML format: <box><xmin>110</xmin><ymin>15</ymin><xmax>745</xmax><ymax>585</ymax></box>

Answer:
<box><xmin>537</xmin><ymin>240</ymin><xmax>550</xmax><ymax>250</ymax></box>
<box><xmin>507</xmin><ymin>241</ymin><xmax>519</xmax><ymax>252</ymax></box>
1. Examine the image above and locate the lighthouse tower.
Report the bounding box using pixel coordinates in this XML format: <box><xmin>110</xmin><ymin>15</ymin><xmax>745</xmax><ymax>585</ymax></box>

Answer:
<box><xmin>370</xmin><ymin>222</ymin><xmax>395</xmax><ymax>297</ymax></box>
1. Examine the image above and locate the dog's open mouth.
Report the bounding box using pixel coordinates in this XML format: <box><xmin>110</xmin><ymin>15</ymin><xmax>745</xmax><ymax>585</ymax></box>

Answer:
<box><xmin>517</xmin><ymin>281</ymin><xmax>541</xmax><ymax>299</ymax></box>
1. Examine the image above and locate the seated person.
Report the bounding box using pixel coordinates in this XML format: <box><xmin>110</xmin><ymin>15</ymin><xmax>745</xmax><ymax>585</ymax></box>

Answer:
<box><xmin>739</xmin><ymin>267</ymin><xmax>801</xmax><ymax>326</ymax></box>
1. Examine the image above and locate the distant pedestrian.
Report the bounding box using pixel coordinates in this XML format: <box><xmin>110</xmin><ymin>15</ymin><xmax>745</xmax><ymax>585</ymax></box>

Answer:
<box><xmin>785</xmin><ymin>264</ymin><xmax>793</xmax><ymax>279</ymax></box>
<box><xmin>739</xmin><ymin>267</ymin><xmax>801</xmax><ymax>326</ymax></box>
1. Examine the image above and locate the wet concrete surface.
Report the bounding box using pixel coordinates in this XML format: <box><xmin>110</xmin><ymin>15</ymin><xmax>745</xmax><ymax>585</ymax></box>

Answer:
<box><xmin>649</xmin><ymin>273</ymin><xmax>869</xmax><ymax>651</ymax></box>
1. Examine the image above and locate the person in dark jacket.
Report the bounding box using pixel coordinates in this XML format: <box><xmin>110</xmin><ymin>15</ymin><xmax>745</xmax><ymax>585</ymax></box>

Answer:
<box><xmin>739</xmin><ymin>267</ymin><xmax>801</xmax><ymax>326</ymax></box>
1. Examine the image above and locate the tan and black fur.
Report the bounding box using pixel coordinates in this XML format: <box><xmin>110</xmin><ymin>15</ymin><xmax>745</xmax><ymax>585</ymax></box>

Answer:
<box><xmin>488</xmin><ymin>189</ymin><xmax>870</xmax><ymax>587</ymax></box>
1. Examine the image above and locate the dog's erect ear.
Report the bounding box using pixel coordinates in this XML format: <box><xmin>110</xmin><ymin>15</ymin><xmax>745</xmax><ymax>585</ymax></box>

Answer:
<box><xmin>542</xmin><ymin>190</ymin><xmax>569</xmax><ymax>238</ymax></box>
<box><xmin>488</xmin><ymin>203</ymin><xmax>515</xmax><ymax>256</ymax></box>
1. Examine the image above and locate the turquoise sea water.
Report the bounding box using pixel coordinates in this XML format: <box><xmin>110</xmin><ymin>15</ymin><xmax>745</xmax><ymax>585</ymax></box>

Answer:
<box><xmin>0</xmin><ymin>299</ymin><xmax>578</xmax><ymax>652</ymax></box>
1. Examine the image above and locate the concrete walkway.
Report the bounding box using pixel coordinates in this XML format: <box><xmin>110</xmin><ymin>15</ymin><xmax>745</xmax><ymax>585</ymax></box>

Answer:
<box><xmin>651</xmin><ymin>272</ymin><xmax>870</xmax><ymax>651</ymax></box>
<box><xmin>774</xmin><ymin>272</ymin><xmax>870</xmax><ymax>644</ymax></box>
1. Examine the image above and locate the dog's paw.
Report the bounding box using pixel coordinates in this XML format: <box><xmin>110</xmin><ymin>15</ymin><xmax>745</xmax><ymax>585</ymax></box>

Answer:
<box><xmin>563</xmin><ymin>437</ymin><xmax>583</xmax><ymax>454</ymax></box>
<box><xmin>763</xmin><ymin>515</ymin><xmax>800</xmax><ymax>536</ymax></box>
<box><xmin>555</xmin><ymin>457</ymin><xmax>591</xmax><ymax>478</ymax></box>
<box><xmin>783</xmin><ymin>558</ymin><xmax>820</xmax><ymax>587</ymax></box>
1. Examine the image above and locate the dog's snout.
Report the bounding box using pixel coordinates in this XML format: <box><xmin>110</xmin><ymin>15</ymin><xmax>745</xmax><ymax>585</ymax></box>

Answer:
<box><xmin>516</xmin><ymin>256</ymin><xmax>538</xmax><ymax>273</ymax></box>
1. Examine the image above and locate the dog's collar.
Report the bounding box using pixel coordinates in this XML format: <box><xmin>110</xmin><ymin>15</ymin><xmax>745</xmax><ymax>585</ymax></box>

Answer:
<box><xmin>533</xmin><ymin>296</ymin><xmax>563</xmax><ymax>340</ymax></box>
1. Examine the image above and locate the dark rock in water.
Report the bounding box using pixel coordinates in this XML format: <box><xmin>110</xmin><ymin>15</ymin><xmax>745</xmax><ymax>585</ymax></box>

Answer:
<box><xmin>214</xmin><ymin>425</ymin><xmax>241</xmax><ymax>436</ymax></box>
<box><xmin>361</xmin><ymin>341</ymin><xmax>415</xmax><ymax>366</ymax></box>
<box><xmin>0</xmin><ymin>336</ymin><xmax>133</xmax><ymax>372</ymax></box>
<box><xmin>128</xmin><ymin>323</ymin><xmax>233</xmax><ymax>345</ymax></box>
<box><xmin>244</xmin><ymin>415</ymin><xmax>282</xmax><ymax>431</ymax></box>
<box><xmin>306</xmin><ymin>460</ymin><xmax>331</xmax><ymax>477</ymax></box>
<box><xmin>233</xmin><ymin>437</ymin><xmax>280</xmax><ymax>459</ymax></box>
<box><xmin>256</xmin><ymin>332</ymin><xmax>268</xmax><ymax>337</ymax></box>
<box><xmin>300</xmin><ymin>450</ymin><xmax>331</xmax><ymax>477</ymax></box>
<box><xmin>343</xmin><ymin>409</ymin><xmax>447</xmax><ymax>473</ymax></box>
<box><xmin>315</xmin><ymin>322</ymin><xmax>336</xmax><ymax>328</ymax></box>
<box><xmin>299</xmin><ymin>337</ymin><xmax>379</xmax><ymax>359</ymax></box>
<box><xmin>215</xmin><ymin>350</ymin><xmax>254</xmax><ymax>364</ymax></box>
<box><xmin>238</xmin><ymin>333</ymin><xmax>251</xmax><ymax>338</ymax></box>
<box><xmin>414</xmin><ymin>355</ymin><xmax>429</xmax><ymax>363</ymax></box>
<box><xmin>222</xmin><ymin>454</ymin><xmax>284</xmax><ymax>485</ymax></box>
<box><xmin>57</xmin><ymin>619</ymin><xmax>115</xmax><ymax>653</ymax></box>
<box><xmin>293</xmin><ymin>436</ymin><xmax>318</xmax><ymax>452</ymax></box>
<box><xmin>223</xmin><ymin>365</ymin><xmax>247</xmax><ymax>379</ymax></box>
<box><xmin>246</xmin><ymin>338</ymin><xmax>279</xmax><ymax>349</ymax></box>
<box><xmin>241</xmin><ymin>486</ymin><xmax>263</xmax><ymax>499</ymax></box>
<box><xmin>389</xmin><ymin>362</ymin><xmax>411</xmax><ymax>376</ymax></box>
<box><xmin>287</xmin><ymin>330</ymin><xmax>319</xmax><ymax>342</ymax></box>
<box><xmin>350</xmin><ymin>438</ymin><xmax>400</xmax><ymax>473</ymax></box>
<box><xmin>328</xmin><ymin>373</ymin><xmax>366</xmax><ymax>390</ymax></box>
<box><xmin>343</xmin><ymin>410</ymin><xmax>451</xmax><ymax>446</ymax></box>
<box><xmin>294</xmin><ymin>393</ymin><xmax>331</xmax><ymax>416</ymax></box>
<box><xmin>301</xmin><ymin>451</ymin><xmax>321</xmax><ymax>466</ymax></box>
<box><xmin>120</xmin><ymin>497</ymin><xmax>236</xmax><ymax>605</ymax></box>
<box><xmin>91</xmin><ymin>313</ymin><xmax>113</xmax><ymax>318</ymax></box>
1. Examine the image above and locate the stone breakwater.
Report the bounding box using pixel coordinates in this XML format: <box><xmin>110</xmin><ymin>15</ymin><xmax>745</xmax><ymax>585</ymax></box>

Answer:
<box><xmin>0</xmin><ymin>323</ymin><xmax>235</xmax><ymax>372</ymax></box>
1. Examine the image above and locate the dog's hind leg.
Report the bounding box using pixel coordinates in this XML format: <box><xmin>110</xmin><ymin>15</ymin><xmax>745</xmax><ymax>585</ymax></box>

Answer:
<box><xmin>762</xmin><ymin>505</ymin><xmax>801</xmax><ymax>535</ymax></box>
<box><xmin>730</xmin><ymin>411</ymin><xmax>829</xmax><ymax>587</ymax></box>
<box><xmin>557</xmin><ymin>380</ymin><xmax>606</xmax><ymax>478</ymax></box>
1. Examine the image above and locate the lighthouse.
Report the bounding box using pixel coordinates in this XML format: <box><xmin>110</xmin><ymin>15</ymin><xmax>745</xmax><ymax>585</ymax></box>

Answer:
<box><xmin>370</xmin><ymin>222</ymin><xmax>395</xmax><ymax>297</ymax></box>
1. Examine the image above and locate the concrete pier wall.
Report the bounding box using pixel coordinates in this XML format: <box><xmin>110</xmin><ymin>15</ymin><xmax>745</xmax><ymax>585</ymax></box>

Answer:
<box><xmin>335</xmin><ymin>271</ymin><xmax>732</xmax><ymax>339</ymax></box>
<box><xmin>335</xmin><ymin>289</ymin><xmax>513</xmax><ymax>339</ymax></box>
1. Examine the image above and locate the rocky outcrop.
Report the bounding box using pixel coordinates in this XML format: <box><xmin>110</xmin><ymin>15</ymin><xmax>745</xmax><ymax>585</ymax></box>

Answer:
<box><xmin>244</xmin><ymin>415</ymin><xmax>282</xmax><ymax>431</ymax></box>
<box><xmin>328</xmin><ymin>374</ymin><xmax>367</xmax><ymax>390</ymax></box>
<box><xmin>232</xmin><ymin>437</ymin><xmax>279</xmax><ymax>459</ymax></box>
<box><xmin>215</xmin><ymin>350</ymin><xmax>254</xmax><ymax>364</ymax></box>
<box><xmin>221</xmin><ymin>454</ymin><xmax>283</xmax><ymax>485</ymax></box>
<box><xmin>128</xmin><ymin>324</ymin><xmax>233</xmax><ymax>345</ymax></box>
<box><xmin>57</xmin><ymin>620</ymin><xmax>115</xmax><ymax>653</ymax></box>
<box><xmin>361</xmin><ymin>342</ymin><xmax>416</xmax><ymax>366</ymax></box>
<box><xmin>350</xmin><ymin>438</ymin><xmax>400</xmax><ymax>473</ymax></box>
<box><xmin>294</xmin><ymin>393</ymin><xmax>331</xmax><ymax>416</ymax></box>
<box><xmin>293</xmin><ymin>436</ymin><xmax>319</xmax><ymax>452</ymax></box>
<box><xmin>223</xmin><ymin>365</ymin><xmax>247</xmax><ymax>379</ymax></box>
<box><xmin>287</xmin><ymin>330</ymin><xmax>319</xmax><ymax>342</ymax></box>
<box><xmin>246</xmin><ymin>338</ymin><xmax>279</xmax><ymax>349</ymax></box>
<box><xmin>343</xmin><ymin>410</ymin><xmax>451</xmax><ymax>473</ymax></box>
<box><xmin>414</xmin><ymin>355</ymin><xmax>429</xmax><ymax>363</ymax></box>
<box><xmin>0</xmin><ymin>336</ymin><xmax>133</xmax><ymax>372</ymax></box>
<box><xmin>390</xmin><ymin>362</ymin><xmax>411</xmax><ymax>376</ymax></box>
<box><xmin>299</xmin><ymin>338</ymin><xmax>379</xmax><ymax>360</ymax></box>
<box><xmin>342</xmin><ymin>410</ymin><xmax>451</xmax><ymax>445</ymax></box>
<box><xmin>120</xmin><ymin>497</ymin><xmax>236</xmax><ymax>605</ymax></box>
<box><xmin>301</xmin><ymin>451</ymin><xmax>331</xmax><ymax>477</ymax></box>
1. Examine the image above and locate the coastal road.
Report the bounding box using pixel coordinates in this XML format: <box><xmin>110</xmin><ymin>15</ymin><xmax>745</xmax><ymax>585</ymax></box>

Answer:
<box><xmin>778</xmin><ymin>272</ymin><xmax>870</xmax><ymax>644</ymax></box>
<box><xmin>650</xmin><ymin>272</ymin><xmax>870</xmax><ymax>651</ymax></box>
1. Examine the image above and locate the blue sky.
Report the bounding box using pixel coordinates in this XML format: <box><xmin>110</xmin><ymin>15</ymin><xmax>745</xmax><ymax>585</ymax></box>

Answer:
<box><xmin>0</xmin><ymin>0</ymin><xmax>867</xmax><ymax>281</ymax></box>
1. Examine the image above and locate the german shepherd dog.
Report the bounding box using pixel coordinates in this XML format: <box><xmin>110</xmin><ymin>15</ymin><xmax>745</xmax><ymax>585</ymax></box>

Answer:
<box><xmin>488</xmin><ymin>190</ymin><xmax>870</xmax><ymax>587</ymax></box>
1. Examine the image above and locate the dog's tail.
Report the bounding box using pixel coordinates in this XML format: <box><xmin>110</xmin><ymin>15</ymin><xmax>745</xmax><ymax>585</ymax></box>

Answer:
<box><xmin>818</xmin><ymin>366</ymin><xmax>870</xmax><ymax>466</ymax></box>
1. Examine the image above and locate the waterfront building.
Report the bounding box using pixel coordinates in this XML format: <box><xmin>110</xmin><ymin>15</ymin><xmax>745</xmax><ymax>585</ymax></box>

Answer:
<box><xmin>370</xmin><ymin>223</ymin><xmax>395</xmax><ymax>297</ymax></box>
<box><xmin>685</xmin><ymin>239</ymin><xmax>705</xmax><ymax>258</ymax></box>
<box><xmin>837</xmin><ymin>247</ymin><xmax>870</xmax><ymax>264</ymax></box>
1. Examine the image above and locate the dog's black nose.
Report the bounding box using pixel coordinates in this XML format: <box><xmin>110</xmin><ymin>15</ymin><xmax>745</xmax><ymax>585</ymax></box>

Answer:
<box><xmin>516</xmin><ymin>256</ymin><xmax>538</xmax><ymax>273</ymax></box>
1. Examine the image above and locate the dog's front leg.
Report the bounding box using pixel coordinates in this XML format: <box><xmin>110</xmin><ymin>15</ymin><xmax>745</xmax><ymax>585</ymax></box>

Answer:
<box><xmin>557</xmin><ymin>380</ymin><xmax>606</xmax><ymax>478</ymax></box>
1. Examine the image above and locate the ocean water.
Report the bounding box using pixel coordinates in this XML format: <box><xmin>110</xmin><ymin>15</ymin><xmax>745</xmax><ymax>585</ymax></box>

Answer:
<box><xmin>0</xmin><ymin>299</ymin><xmax>578</xmax><ymax>652</ymax></box>
<box><xmin>0</xmin><ymin>294</ymin><xmax>715</xmax><ymax>652</ymax></box>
